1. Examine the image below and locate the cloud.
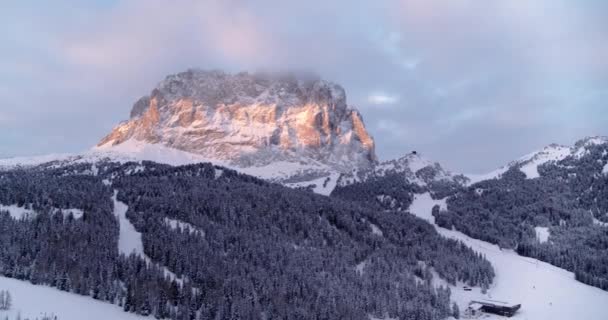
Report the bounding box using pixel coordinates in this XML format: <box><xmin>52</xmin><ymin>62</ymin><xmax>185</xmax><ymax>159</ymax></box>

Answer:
<box><xmin>0</xmin><ymin>0</ymin><xmax>606</xmax><ymax>173</ymax></box>
<box><xmin>368</xmin><ymin>92</ymin><xmax>400</xmax><ymax>105</ymax></box>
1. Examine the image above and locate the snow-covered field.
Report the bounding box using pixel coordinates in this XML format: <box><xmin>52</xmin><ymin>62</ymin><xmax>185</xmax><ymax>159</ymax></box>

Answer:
<box><xmin>0</xmin><ymin>276</ymin><xmax>147</xmax><ymax>320</ymax></box>
<box><xmin>409</xmin><ymin>193</ymin><xmax>608</xmax><ymax>320</ymax></box>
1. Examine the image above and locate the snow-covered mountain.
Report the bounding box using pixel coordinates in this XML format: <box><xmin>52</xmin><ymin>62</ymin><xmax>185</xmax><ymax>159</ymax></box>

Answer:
<box><xmin>467</xmin><ymin>136</ymin><xmax>608</xmax><ymax>183</ymax></box>
<box><xmin>331</xmin><ymin>151</ymin><xmax>468</xmax><ymax>210</ymax></box>
<box><xmin>0</xmin><ymin>70</ymin><xmax>379</xmax><ymax>191</ymax></box>
<box><xmin>98</xmin><ymin>69</ymin><xmax>376</xmax><ymax>172</ymax></box>
<box><xmin>337</xmin><ymin>151</ymin><xmax>468</xmax><ymax>188</ymax></box>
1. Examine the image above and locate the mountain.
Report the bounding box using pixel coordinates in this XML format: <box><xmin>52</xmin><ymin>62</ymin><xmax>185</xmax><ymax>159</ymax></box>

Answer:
<box><xmin>97</xmin><ymin>69</ymin><xmax>376</xmax><ymax>175</ymax></box>
<box><xmin>434</xmin><ymin>136</ymin><xmax>608</xmax><ymax>291</ymax></box>
<box><xmin>0</xmin><ymin>159</ymin><xmax>493</xmax><ymax>320</ymax></box>
<box><xmin>332</xmin><ymin>151</ymin><xmax>469</xmax><ymax>210</ymax></box>
<box><xmin>0</xmin><ymin>70</ymin><xmax>377</xmax><ymax>194</ymax></box>
<box><xmin>467</xmin><ymin>136</ymin><xmax>608</xmax><ymax>183</ymax></box>
<box><xmin>337</xmin><ymin>151</ymin><xmax>468</xmax><ymax>188</ymax></box>
<box><xmin>329</xmin><ymin>136</ymin><xmax>608</xmax><ymax>293</ymax></box>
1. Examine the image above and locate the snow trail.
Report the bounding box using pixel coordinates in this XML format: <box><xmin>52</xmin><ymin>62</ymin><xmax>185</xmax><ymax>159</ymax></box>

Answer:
<box><xmin>409</xmin><ymin>193</ymin><xmax>608</xmax><ymax>320</ymax></box>
<box><xmin>113</xmin><ymin>191</ymin><xmax>144</xmax><ymax>256</ymax></box>
<box><xmin>112</xmin><ymin>190</ymin><xmax>184</xmax><ymax>285</ymax></box>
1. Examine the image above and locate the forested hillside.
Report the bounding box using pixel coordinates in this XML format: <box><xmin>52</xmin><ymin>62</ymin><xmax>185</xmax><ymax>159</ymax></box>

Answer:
<box><xmin>0</xmin><ymin>161</ymin><xmax>494</xmax><ymax>320</ymax></box>
<box><xmin>435</xmin><ymin>142</ymin><xmax>608</xmax><ymax>290</ymax></box>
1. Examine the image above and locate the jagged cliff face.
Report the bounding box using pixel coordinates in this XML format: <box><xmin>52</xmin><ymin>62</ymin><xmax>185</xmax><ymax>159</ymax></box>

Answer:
<box><xmin>98</xmin><ymin>70</ymin><xmax>376</xmax><ymax>170</ymax></box>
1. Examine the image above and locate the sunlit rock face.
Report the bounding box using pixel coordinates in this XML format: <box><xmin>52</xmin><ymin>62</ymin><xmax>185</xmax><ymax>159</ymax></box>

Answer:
<box><xmin>98</xmin><ymin>69</ymin><xmax>377</xmax><ymax>171</ymax></box>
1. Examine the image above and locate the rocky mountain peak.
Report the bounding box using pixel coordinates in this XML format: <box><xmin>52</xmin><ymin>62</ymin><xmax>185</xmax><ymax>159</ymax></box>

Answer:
<box><xmin>97</xmin><ymin>69</ymin><xmax>376</xmax><ymax>171</ymax></box>
<box><xmin>337</xmin><ymin>151</ymin><xmax>467</xmax><ymax>188</ymax></box>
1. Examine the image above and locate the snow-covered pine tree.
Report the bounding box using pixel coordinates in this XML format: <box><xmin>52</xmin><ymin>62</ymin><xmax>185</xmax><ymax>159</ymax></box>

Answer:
<box><xmin>0</xmin><ymin>290</ymin><xmax>11</xmax><ymax>310</ymax></box>
<box><xmin>452</xmin><ymin>302</ymin><xmax>460</xmax><ymax>319</ymax></box>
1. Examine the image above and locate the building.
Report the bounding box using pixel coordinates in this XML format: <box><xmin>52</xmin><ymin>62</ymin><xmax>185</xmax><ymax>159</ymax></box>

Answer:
<box><xmin>470</xmin><ymin>300</ymin><xmax>521</xmax><ymax>317</ymax></box>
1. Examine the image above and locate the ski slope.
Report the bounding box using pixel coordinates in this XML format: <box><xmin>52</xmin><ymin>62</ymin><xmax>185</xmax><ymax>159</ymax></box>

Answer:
<box><xmin>0</xmin><ymin>276</ymin><xmax>147</xmax><ymax>320</ymax></box>
<box><xmin>409</xmin><ymin>193</ymin><xmax>608</xmax><ymax>320</ymax></box>
<box><xmin>113</xmin><ymin>191</ymin><xmax>144</xmax><ymax>256</ymax></box>
<box><xmin>112</xmin><ymin>190</ymin><xmax>184</xmax><ymax>285</ymax></box>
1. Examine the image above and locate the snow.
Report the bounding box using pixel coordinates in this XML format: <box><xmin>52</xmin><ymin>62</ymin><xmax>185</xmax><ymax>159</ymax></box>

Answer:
<box><xmin>519</xmin><ymin>145</ymin><xmax>571</xmax><ymax>179</ymax></box>
<box><xmin>603</xmin><ymin>163</ymin><xmax>608</xmax><ymax>175</ymax></box>
<box><xmin>0</xmin><ymin>276</ymin><xmax>147</xmax><ymax>320</ymax></box>
<box><xmin>409</xmin><ymin>193</ymin><xmax>608</xmax><ymax>320</ymax></box>
<box><xmin>376</xmin><ymin>195</ymin><xmax>399</xmax><ymax>209</ymax></box>
<box><xmin>409</xmin><ymin>193</ymin><xmax>446</xmax><ymax>223</ymax></box>
<box><xmin>0</xmin><ymin>205</ymin><xmax>82</xmax><ymax>220</ymax></box>
<box><xmin>1</xmin><ymin>140</ymin><xmax>339</xmax><ymax>195</ymax></box>
<box><xmin>0</xmin><ymin>153</ymin><xmax>75</xmax><ymax>169</ymax></box>
<box><xmin>283</xmin><ymin>172</ymin><xmax>341</xmax><ymax>196</ymax></box>
<box><xmin>572</xmin><ymin>137</ymin><xmax>607</xmax><ymax>159</ymax></box>
<box><xmin>0</xmin><ymin>205</ymin><xmax>36</xmax><ymax>220</ymax></box>
<box><xmin>593</xmin><ymin>217</ymin><xmax>608</xmax><ymax>227</ymax></box>
<box><xmin>164</xmin><ymin>218</ymin><xmax>205</xmax><ymax>236</ymax></box>
<box><xmin>113</xmin><ymin>191</ymin><xmax>144</xmax><ymax>256</ymax></box>
<box><xmin>113</xmin><ymin>191</ymin><xmax>185</xmax><ymax>285</ymax></box>
<box><xmin>373</xmin><ymin>153</ymin><xmax>435</xmax><ymax>179</ymax></box>
<box><xmin>466</xmin><ymin>166</ymin><xmax>509</xmax><ymax>185</ymax></box>
<box><xmin>355</xmin><ymin>260</ymin><xmax>367</xmax><ymax>276</ymax></box>
<box><xmin>91</xmin><ymin>163</ymin><xmax>99</xmax><ymax>176</ymax></box>
<box><xmin>55</xmin><ymin>208</ymin><xmax>83</xmax><ymax>219</ymax></box>
<box><xmin>313</xmin><ymin>172</ymin><xmax>340</xmax><ymax>196</ymax></box>
<box><xmin>467</xmin><ymin>141</ymin><xmax>601</xmax><ymax>184</ymax></box>
<box><xmin>369</xmin><ymin>223</ymin><xmax>383</xmax><ymax>236</ymax></box>
<box><xmin>405</xmin><ymin>154</ymin><xmax>434</xmax><ymax>173</ymax></box>
<box><xmin>535</xmin><ymin>227</ymin><xmax>550</xmax><ymax>243</ymax></box>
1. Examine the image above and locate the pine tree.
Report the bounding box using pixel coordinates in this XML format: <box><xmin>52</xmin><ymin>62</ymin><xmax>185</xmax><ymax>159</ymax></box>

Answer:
<box><xmin>4</xmin><ymin>291</ymin><xmax>11</xmax><ymax>311</ymax></box>
<box><xmin>452</xmin><ymin>302</ymin><xmax>460</xmax><ymax>319</ymax></box>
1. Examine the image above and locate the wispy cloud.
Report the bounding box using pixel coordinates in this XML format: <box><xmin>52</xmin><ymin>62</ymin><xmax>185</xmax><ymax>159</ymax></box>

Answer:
<box><xmin>368</xmin><ymin>92</ymin><xmax>400</xmax><ymax>105</ymax></box>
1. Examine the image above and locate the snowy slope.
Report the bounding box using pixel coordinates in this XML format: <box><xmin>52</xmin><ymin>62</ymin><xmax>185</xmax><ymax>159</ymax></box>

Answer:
<box><xmin>113</xmin><ymin>191</ymin><xmax>144</xmax><ymax>256</ymax></box>
<box><xmin>0</xmin><ymin>276</ymin><xmax>147</xmax><ymax>320</ymax></box>
<box><xmin>464</xmin><ymin>167</ymin><xmax>508</xmax><ymax>185</ymax></box>
<box><xmin>337</xmin><ymin>152</ymin><xmax>465</xmax><ymax>189</ymax></box>
<box><xmin>409</xmin><ymin>193</ymin><xmax>608</xmax><ymax>320</ymax></box>
<box><xmin>0</xmin><ymin>139</ymin><xmax>340</xmax><ymax>195</ymax></box>
<box><xmin>466</xmin><ymin>145</ymin><xmax>570</xmax><ymax>183</ymax></box>
<box><xmin>467</xmin><ymin>137</ymin><xmax>608</xmax><ymax>182</ymax></box>
<box><xmin>518</xmin><ymin>144</ymin><xmax>571</xmax><ymax>179</ymax></box>
<box><xmin>112</xmin><ymin>190</ymin><xmax>184</xmax><ymax>285</ymax></box>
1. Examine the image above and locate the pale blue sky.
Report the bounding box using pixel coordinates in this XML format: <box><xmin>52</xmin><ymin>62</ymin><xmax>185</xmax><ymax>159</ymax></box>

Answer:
<box><xmin>1</xmin><ymin>0</ymin><xmax>607</xmax><ymax>173</ymax></box>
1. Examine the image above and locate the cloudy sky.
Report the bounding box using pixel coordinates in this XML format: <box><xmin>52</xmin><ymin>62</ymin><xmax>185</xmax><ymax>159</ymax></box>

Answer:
<box><xmin>2</xmin><ymin>0</ymin><xmax>607</xmax><ymax>173</ymax></box>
